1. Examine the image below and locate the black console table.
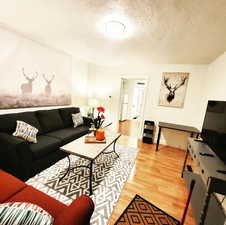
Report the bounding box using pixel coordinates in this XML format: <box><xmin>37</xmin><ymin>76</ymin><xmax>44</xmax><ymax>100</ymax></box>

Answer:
<box><xmin>156</xmin><ymin>122</ymin><xmax>200</xmax><ymax>151</ymax></box>
<box><xmin>182</xmin><ymin>138</ymin><xmax>226</xmax><ymax>225</ymax></box>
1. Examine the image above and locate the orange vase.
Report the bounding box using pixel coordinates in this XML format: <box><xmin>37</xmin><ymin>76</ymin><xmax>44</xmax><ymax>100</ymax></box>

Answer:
<box><xmin>95</xmin><ymin>128</ymin><xmax>105</xmax><ymax>141</ymax></box>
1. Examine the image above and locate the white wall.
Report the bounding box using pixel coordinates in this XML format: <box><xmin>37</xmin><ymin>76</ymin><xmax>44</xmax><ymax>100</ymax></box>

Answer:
<box><xmin>71</xmin><ymin>58</ymin><xmax>89</xmax><ymax>107</ymax></box>
<box><xmin>198</xmin><ymin>51</ymin><xmax>226</xmax><ymax>134</ymax></box>
<box><xmin>205</xmin><ymin>52</ymin><xmax>226</xmax><ymax>101</ymax></box>
<box><xmin>88</xmin><ymin>63</ymin><xmax>208</xmax><ymax>149</ymax></box>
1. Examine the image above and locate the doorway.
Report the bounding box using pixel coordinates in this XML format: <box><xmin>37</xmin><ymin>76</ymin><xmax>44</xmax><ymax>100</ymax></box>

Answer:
<box><xmin>118</xmin><ymin>78</ymin><xmax>147</xmax><ymax>138</ymax></box>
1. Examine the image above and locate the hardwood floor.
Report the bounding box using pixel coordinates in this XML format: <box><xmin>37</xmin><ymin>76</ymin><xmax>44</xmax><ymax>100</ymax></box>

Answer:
<box><xmin>107</xmin><ymin>122</ymin><xmax>196</xmax><ymax>225</ymax></box>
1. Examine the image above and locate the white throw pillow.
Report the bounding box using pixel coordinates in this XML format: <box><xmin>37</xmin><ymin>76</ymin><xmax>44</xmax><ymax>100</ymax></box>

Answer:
<box><xmin>72</xmin><ymin>113</ymin><xmax>84</xmax><ymax>128</ymax></box>
<box><xmin>0</xmin><ymin>202</ymin><xmax>54</xmax><ymax>225</ymax></box>
<box><xmin>13</xmin><ymin>120</ymin><xmax>38</xmax><ymax>143</ymax></box>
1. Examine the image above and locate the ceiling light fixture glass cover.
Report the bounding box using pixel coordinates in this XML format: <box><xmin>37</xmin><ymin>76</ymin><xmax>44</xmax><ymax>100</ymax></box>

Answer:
<box><xmin>105</xmin><ymin>21</ymin><xmax>126</xmax><ymax>39</ymax></box>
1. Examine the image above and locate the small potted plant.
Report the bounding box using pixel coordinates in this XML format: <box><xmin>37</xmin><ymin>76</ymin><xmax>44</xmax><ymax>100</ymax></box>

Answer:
<box><xmin>90</xmin><ymin>106</ymin><xmax>106</xmax><ymax>141</ymax></box>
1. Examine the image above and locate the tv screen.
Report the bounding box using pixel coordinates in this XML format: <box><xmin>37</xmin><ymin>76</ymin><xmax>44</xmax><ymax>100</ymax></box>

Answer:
<box><xmin>201</xmin><ymin>100</ymin><xmax>226</xmax><ymax>164</ymax></box>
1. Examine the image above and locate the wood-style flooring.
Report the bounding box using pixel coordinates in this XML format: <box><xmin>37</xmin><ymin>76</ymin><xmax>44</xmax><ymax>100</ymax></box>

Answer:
<box><xmin>118</xmin><ymin>119</ymin><xmax>141</xmax><ymax>137</ymax></box>
<box><xmin>107</xmin><ymin>120</ymin><xmax>195</xmax><ymax>225</ymax></box>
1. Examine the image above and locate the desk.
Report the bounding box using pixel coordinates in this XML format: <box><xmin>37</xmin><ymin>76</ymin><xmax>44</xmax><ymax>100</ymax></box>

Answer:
<box><xmin>156</xmin><ymin>122</ymin><xmax>200</xmax><ymax>151</ymax></box>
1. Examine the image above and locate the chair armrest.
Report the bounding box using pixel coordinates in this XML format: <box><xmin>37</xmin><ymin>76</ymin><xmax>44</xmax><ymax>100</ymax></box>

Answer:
<box><xmin>83</xmin><ymin>117</ymin><xmax>93</xmax><ymax>127</ymax></box>
<box><xmin>54</xmin><ymin>195</ymin><xmax>94</xmax><ymax>225</ymax></box>
<box><xmin>0</xmin><ymin>132</ymin><xmax>32</xmax><ymax>180</ymax></box>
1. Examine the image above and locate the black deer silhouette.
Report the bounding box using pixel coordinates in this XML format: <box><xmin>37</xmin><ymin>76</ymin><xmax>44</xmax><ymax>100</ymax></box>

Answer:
<box><xmin>163</xmin><ymin>75</ymin><xmax>188</xmax><ymax>103</ymax></box>
<box><xmin>21</xmin><ymin>68</ymin><xmax>38</xmax><ymax>95</ymax></box>
<box><xmin>43</xmin><ymin>74</ymin><xmax>55</xmax><ymax>97</ymax></box>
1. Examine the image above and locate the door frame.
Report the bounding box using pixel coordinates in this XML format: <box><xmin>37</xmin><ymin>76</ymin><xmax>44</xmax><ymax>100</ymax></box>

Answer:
<box><xmin>118</xmin><ymin>78</ymin><xmax>127</xmax><ymax>121</ymax></box>
<box><xmin>117</xmin><ymin>77</ymin><xmax>149</xmax><ymax>138</ymax></box>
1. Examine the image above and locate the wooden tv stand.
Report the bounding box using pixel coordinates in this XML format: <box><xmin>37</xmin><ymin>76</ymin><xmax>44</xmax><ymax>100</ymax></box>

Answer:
<box><xmin>182</xmin><ymin>138</ymin><xmax>226</xmax><ymax>225</ymax></box>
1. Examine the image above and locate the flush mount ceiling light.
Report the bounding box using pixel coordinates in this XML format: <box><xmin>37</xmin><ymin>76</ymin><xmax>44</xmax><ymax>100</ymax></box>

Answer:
<box><xmin>105</xmin><ymin>21</ymin><xmax>126</xmax><ymax>39</ymax></box>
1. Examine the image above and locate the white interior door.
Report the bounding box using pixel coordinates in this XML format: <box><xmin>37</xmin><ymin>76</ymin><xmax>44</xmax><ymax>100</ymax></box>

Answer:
<box><xmin>119</xmin><ymin>79</ymin><xmax>128</xmax><ymax>121</ymax></box>
<box><xmin>132</xmin><ymin>87</ymin><xmax>144</xmax><ymax>118</ymax></box>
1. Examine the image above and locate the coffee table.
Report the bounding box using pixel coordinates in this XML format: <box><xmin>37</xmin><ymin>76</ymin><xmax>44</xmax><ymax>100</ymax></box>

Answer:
<box><xmin>59</xmin><ymin>131</ymin><xmax>121</xmax><ymax>195</ymax></box>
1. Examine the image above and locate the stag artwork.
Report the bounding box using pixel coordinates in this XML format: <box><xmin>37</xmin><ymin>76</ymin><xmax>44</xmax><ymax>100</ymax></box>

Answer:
<box><xmin>43</xmin><ymin>74</ymin><xmax>55</xmax><ymax>97</ymax></box>
<box><xmin>21</xmin><ymin>68</ymin><xmax>38</xmax><ymax>95</ymax></box>
<box><xmin>159</xmin><ymin>72</ymin><xmax>189</xmax><ymax>108</ymax></box>
<box><xmin>163</xmin><ymin>75</ymin><xmax>188</xmax><ymax>103</ymax></box>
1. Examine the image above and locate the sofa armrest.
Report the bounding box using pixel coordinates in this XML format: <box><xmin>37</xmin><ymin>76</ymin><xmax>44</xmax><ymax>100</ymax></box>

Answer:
<box><xmin>0</xmin><ymin>132</ymin><xmax>32</xmax><ymax>180</ymax></box>
<box><xmin>83</xmin><ymin>117</ymin><xmax>93</xmax><ymax>127</ymax></box>
<box><xmin>54</xmin><ymin>195</ymin><xmax>94</xmax><ymax>225</ymax></box>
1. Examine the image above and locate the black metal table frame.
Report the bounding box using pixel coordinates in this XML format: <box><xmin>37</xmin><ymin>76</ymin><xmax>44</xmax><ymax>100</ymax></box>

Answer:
<box><xmin>59</xmin><ymin>135</ymin><xmax>121</xmax><ymax>195</ymax></box>
<box><xmin>156</xmin><ymin>122</ymin><xmax>200</xmax><ymax>151</ymax></box>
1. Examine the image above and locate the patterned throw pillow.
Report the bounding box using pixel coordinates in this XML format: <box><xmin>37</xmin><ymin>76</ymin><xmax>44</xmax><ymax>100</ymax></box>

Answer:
<box><xmin>0</xmin><ymin>202</ymin><xmax>54</xmax><ymax>225</ymax></box>
<box><xmin>13</xmin><ymin>120</ymin><xmax>38</xmax><ymax>143</ymax></box>
<box><xmin>72</xmin><ymin>113</ymin><xmax>84</xmax><ymax>128</ymax></box>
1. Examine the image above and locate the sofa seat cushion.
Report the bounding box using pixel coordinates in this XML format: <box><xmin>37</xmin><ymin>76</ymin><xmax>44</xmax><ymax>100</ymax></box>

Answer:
<box><xmin>36</xmin><ymin>109</ymin><xmax>64</xmax><ymax>133</ymax></box>
<box><xmin>0</xmin><ymin>170</ymin><xmax>27</xmax><ymax>203</ymax></box>
<box><xmin>6</xmin><ymin>186</ymin><xmax>67</xmax><ymax>218</ymax></box>
<box><xmin>59</xmin><ymin>107</ymin><xmax>80</xmax><ymax>128</ymax></box>
<box><xmin>29</xmin><ymin>135</ymin><xmax>61</xmax><ymax>160</ymax></box>
<box><xmin>46</xmin><ymin>126</ymin><xmax>89</xmax><ymax>145</ymax></box>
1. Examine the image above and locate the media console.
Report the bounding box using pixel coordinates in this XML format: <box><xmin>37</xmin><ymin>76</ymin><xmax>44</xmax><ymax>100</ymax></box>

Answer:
<box><xmin>182</xmin><ymin>137</ymin><xmax>226</xmax><ymax>225</ymax></box>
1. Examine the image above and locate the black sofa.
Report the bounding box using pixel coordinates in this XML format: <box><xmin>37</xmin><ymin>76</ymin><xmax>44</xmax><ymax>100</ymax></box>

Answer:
<box><xmin>0</xmin><ymin>107</ymin><xmax>92</xmax><ymax>181</ymax></box>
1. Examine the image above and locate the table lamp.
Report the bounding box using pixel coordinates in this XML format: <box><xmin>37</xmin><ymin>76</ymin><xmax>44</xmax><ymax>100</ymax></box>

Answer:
<box><xmin>88</xmin><ymin>98</ymin><xmax>99</xmax><ymax>118</ymax></box>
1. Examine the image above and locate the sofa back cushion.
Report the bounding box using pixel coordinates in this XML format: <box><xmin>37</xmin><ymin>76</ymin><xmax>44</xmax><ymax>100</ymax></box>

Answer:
<box><xmin>59</xmin><ymin>107</ymin><xmax>80</xmax><ymax>127</ymax></box>
<box><xmin>36</xmin><ymin>109</ymin><xmax>64</xmax><ymax>133</ymax></box>
<box><xmin>0</xmin><ymin>112</ymin><xmax>42</xmax><ymax>134</ymax></box>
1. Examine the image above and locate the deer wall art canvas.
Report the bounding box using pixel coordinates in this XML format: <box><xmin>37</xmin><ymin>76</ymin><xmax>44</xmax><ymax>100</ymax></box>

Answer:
<box><xmin>159</xmin><ymin>72</ymin><xmax>189</xmax><ymax>108</ymax></box>
<box><xmin>0</xmin><ymin>26</ymin><xmax>71</xmax><ymax>109</ymax></box>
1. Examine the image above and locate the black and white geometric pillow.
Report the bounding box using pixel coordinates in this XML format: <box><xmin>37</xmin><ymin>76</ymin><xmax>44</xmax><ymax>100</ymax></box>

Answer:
<box><xmin>72</xmin><ymin>113</ymin><xmax>84</xmax><ymax>128</ymax></box>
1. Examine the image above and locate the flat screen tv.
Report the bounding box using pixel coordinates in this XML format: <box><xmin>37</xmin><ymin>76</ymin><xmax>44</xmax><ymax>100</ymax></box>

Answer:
<box><xmin>201</xmin><ymin>100</ymin><xmax>226</xmax><ymax>164</ymax></box>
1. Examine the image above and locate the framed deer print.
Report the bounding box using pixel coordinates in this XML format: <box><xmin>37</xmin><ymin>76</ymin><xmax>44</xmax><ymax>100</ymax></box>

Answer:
<box><xmin>159</xmin><ymin>72</ymin><xmax>189</xmax><ymax>108</ymax></box>
<box><xmin>0</xmin><ymin>26</ymin><xmax>71</xmax><ymax>109</ymax></box>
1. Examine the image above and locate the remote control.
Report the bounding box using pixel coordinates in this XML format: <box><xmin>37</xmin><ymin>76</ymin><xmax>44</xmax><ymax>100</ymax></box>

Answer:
<box><xmin>216</xmin><ymin>170</ymin><xmax>226</xmax><ymax>174</ymax></box>
<box><xmin>199</xmin><ymin>152</ymin><xmax>214</xmax><ymax>157</ymax></box>
<box><xmin>195</xmin><ymin>139</ymin><xmax>204</xmax><ymax>143</ymax></box>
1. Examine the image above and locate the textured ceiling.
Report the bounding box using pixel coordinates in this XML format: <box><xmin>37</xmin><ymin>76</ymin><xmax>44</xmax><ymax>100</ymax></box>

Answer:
<box><xmin>0</xmin><ymin>0</ymin><xmax>226</xmax><ymax>66</ymax></box>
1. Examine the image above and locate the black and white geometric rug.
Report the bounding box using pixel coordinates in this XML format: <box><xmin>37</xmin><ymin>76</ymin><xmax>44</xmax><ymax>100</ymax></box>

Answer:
<box><xmin>26</xmin><ymin>144</ymin><xmax>138</xmax><ymax>225</ymax></box>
